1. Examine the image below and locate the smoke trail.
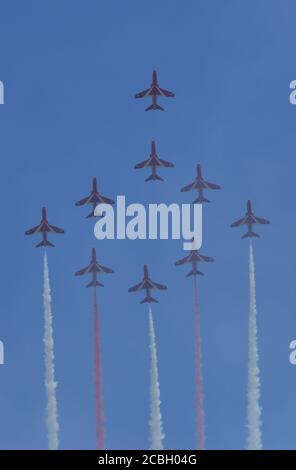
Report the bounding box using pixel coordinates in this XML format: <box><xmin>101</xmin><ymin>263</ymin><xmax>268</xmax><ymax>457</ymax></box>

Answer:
<box><xmin>246</xmin><ymin>241</ymin><xmax>262</xmax><ymax>450</ymax></box>
<box><xmin>148</xmin><ymin>305</ymin><xmax>164</xmax><ymax>450</ymax></box>
<box><xmin>193</xmin><ymin>277</ymin><xmax>205</xmax><ymax>450</ymax></box>
<box><xmin>43</xmin><ymin>251</ymin><xmax>59</xmax><ymax>450</ymax></box>
<box><xmin>93</xmin><ymin>289</ymin><xmax>105</xmax><ymax>449</ymax></box>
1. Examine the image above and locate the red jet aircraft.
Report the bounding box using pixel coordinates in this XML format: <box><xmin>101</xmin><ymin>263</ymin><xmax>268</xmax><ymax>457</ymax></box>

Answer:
<box><xmin>135</xmin><ymin>70</ymin><xmax>174</xmax><ymax>111</ymax></box>
<box><xmin>175</xmin><ymin>247</ymin><xmax>214</xmax><ymax>277</ymax></box>
<box><xmin>181</xmin><ymin>164</ymin><xmax>221</xmax><ymax>203</ymax></box>
<box><xmin>75</xmin><ymin>248</ymin><xmax>114</xmax><ymax>288</ymax></box>
<box><xmin>25</xmin><ymin>207</ymin><xmax>64</xmax><ymax>247</ymax></box>
<box><xmin>128</xmin><ymin>265</ymin><xmax>167</xmax><ymax>304</ymax></box>
<box><xmin>134</xmin><ymin>141</ymin><xmax>174</xmax><ymax>181</ymax></box>
<box><xmin>75</xmin><ymin>177</ymin><xmax>114</xmax><ymax>218</ymax></box>
<box><xmin>231</xmin><ymin>200</ymin><xmax>270</xmax><ymax>239</ymax></box>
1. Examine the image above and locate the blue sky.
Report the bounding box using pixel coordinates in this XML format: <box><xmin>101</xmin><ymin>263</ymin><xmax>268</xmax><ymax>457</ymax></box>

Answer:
<box><xmin>0</xmin><ymin>0</ymin><xmax>295</xmax><ymax>449</ymax></box>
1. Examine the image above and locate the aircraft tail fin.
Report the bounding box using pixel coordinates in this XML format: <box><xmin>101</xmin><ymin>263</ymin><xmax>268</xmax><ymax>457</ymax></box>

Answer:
<box><xmin>140</xmin><ymin>295</ymin><xmax>158</xmax><ymax>304</ymax></box>
<box><xmin>186</xmin><ymin>268</ymin><xmax>204</xmax><ymax>278</ymax></box>
<box><xmin>86</xmin><ymin>280</ymin><xmax>104</xmax><ymax>288</ymax></box>
<box><xmin>145</xmin><ymin>103</ymin><xmax>164</xmax><ymax>111</ymax></box>
<box><xmin>193</xmin><ymin>195</ymin><xmax>210</xmax><ymax>204</ymax></box>
<box><xmin>36</xmin><ymin>239</ymin><xmax>54</xmax><ymax>248</ymax></box>
<box><xmin>145</xmin><ymin>173</ymin><xmax>164</xmax><ymax>182</ymax></box>
<box><xmin>242</xmin><ymin>231</ymin><xmax>260</xmax><ymax>239</ymax></box>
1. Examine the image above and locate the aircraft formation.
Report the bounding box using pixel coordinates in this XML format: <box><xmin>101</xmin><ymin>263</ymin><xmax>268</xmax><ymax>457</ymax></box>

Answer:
<box><xmin>25</xmin><ymin>69</ymin><xmax>270</xmax><ymax>301</ymax></box>
<box><xmin>24</xmin><ymin>69</ymin><xmax>270</xmax><ymax>451</ymax></box>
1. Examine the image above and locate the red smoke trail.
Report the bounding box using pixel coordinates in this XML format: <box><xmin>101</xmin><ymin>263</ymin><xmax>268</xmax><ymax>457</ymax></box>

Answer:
<box><xmin>193</xmin><ymin>277</ymin><xmax>205</xmax><ymax>450</ymax></box>
<box><xmin>93</xmin><ymin>288</ymin><xmax>105</xmax><ymax>450</ymax></box>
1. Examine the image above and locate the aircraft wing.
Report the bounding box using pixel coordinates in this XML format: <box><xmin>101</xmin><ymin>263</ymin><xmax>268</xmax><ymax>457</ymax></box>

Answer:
<box><xmin>204</xmin><ymin>180</ymin><xmax>221</xmax><ymax>190</ymax></box>
<box><xmin>78</xmin><ymin>193</ymin><xmax>114</xmax><ymax>206</ymax></box>
<box><xmin>159</xmin><ymin>87</ymin><xmax>175</xmax><ymax>97</ymax></box>
<box><xmin>230</xmin><ymin>217</ymin><xmax>247</xmax><ymax>228</ymax></box>
<box><xmin>75</xmin><ymin>266</ymin><xmax>90</xmax><ymax>276</ymax></box>
<box><xmin>135</xmin><ymin>87</ymin><xmax>152</xmax><ymax>99</ymax></box>
<box><xmin>99</xmin><ymin>195</ymin><xmax>115</xmax><ymax>205</ymax></box>
<box><xmin>135</xmin><ymin>158</ymin><xmax>174</xmax><ymax>169</ymax></box>
<box><xmin>134</xmin><ymin>159</ymin><xmax>150</xmax><ymax>169</ymax></box>
<box><xmin>150</xmin><ymin>280</ymin><xmax>168</xmax><ymax>290</ymax></box>
<box><xmin>159</xmin><ymin>158</ymin><xmax>174</xmax><ymax>168</ymax></box>
<box><xmin>25</xmin><ymin>224</ymin><xmax>42</xmax><ymax>235</ymax></box>
<box><xmin>199</xmin><ymin>254</ymin><xmax>214</xmax><ymax>262</ymax></box>
<box><xmin>128</xmin><ymin>281</ymin><xmax>144</xmax><ymax>292</ymax></box>
<box><xmin>48</xmin><ymin>224</ymin><xmax>64</xmax><ymax>234</ymax></box>
<box><xmin>75</xmin><ymin>195</ymin><xmax>91</xmax><ymax>206</ymax></box>
<box><xmin>99</xmin><ymin>264</ymin><xmax>114</xmax><ymax>274</ymax></box>
<box><xmin>181</xmin><ymin>181</ymin><xmax>195</xmax><ymax>192</ymax></box>
<box><xmin>254</xmin><ymin>216</ymin><xmax>270</xmax><ymax>225</ymax></box>
<box><xmin>175</xmin><ymin>255</ymin><xmax>190</xmax><ymax>266</ymax></box>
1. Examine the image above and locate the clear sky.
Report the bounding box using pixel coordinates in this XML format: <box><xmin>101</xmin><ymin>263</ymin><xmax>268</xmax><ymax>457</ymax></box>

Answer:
<box><xmin>0</xmin><ymin>0</ymin><xmax>295</xmax><ymax>450</ymax></box>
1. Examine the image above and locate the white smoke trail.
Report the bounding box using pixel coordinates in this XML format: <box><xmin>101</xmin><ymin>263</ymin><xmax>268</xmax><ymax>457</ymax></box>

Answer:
<box><xmin>246</xmin><ymin>241</ymin><xmax>262</xmax><ymax>450</ymax></box>
<box><xmin>43</xmin><ymin>251</ymin><xmax>59</xmax><ymax>450</ymax></box>
<box><xmin>148</xmin><ymin>304</ymin><xmax>164</xmax><ymax>450</ymax></box>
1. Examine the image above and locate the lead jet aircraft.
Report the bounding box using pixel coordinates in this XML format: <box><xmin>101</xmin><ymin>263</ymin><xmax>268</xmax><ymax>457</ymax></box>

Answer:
<box><xmin>181</xmin><ymin>164</ymin><xmax>221</xmax><ymax>203</ymax></box>
<box><xmin>128</xmin><ymin>265</ymin><xmax>167</xmax><ymax>304</ymax></box>
<box><xmin>231</xmin><ymin>200</ymin><xmax>270</xmax><ymax>239</ymax></box>
<box><xmin>75</xmin><ymin>248</ymin><xmax>114</xmax><ymax>288</ymax></box>
<box><xmin>134</xmin><ymin>141</ymin><xmax>174</xmax><ymax>181</ymax></box>
<box><xmin>75</xmin><ymin>177</ymin><xmax>114</xmax><ymax>218</ymax></box>
<box><xmin>135</xmin><ymin>70</ymin><xmax>174</xmax><ymax>111</ymax></box>
<box><xmin>25</xmin><ymin>207</ymin><xmax>64</xmax><ymax>247</ymax></box>
<box><xmin>175</xmin><ymin>245</ymin><xmax>214</xmax><ymax>277</ymax></box>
